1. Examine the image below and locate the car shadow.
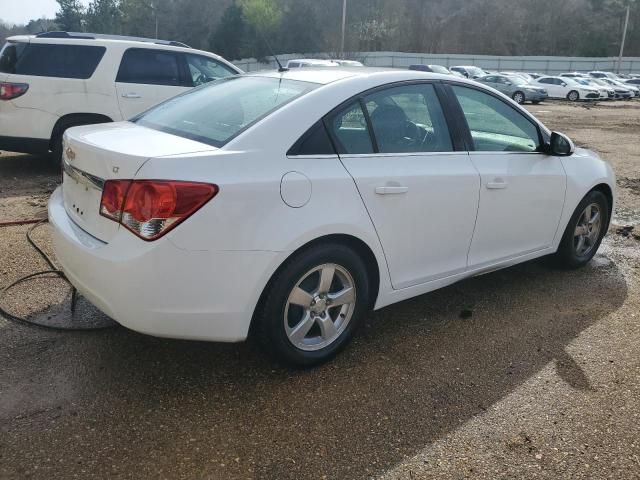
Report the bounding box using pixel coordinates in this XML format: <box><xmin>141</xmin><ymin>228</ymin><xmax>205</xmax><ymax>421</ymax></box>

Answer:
<box><xmin>0</xmin><ymin>152</ymin><xmax>59</xmax><ymax>201</ymax></box>
<box><xmin>1</xmin><ymin>252</ymin><xmax>628</xmax><ymax>479</ymax></box>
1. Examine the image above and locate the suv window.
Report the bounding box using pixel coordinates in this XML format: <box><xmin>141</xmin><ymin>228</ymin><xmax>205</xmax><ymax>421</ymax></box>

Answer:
<box><xmin>0</xmin><ymin>42</ymin><xmax>105</xmax><ymax>78</ymax></box>
<box><xmin>330</xmin><ymin>102</ymin><xmax>374</xmax><ymax>154</ymax></box>
<box><xmin>363</xmin><ymin>83</ymin><xmax>452</xmax><ymax>153</ymax></box>
<box><xmin>451</xmin><ymin>85</ymin><xmax>540</xmax><ymax>152</ymax></box>
<box><xmin>117</xmin><ymin>48</ymin><xmax>181</xmax><ymax>86</ymax></box>
<box><xmin>184</xmin><ymin>54</ymin><xmax>236</xmax><ymax>86</ymax></box>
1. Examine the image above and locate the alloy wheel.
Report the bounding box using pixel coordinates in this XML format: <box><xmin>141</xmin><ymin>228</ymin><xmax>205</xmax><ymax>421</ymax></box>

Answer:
<box><xmin>513</xmin><ymin>92</ymin><xmax>525</xmax><ymax>104</ymax></box>
<box><xmin>284</xmin><ymin>263</ymin><xmax>356</xmax><ymax>351</ymax></box>
<box><xmin>574</xmin><ymin>203</ymin><xmax>601</xmax><ymax>257</ymax></box>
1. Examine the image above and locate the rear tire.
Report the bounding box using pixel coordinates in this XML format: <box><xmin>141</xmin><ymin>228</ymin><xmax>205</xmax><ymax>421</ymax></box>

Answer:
<box><xmin>567</xmin><ymin>90</ymin><xmax>580</xmax><ymax>102</ymax></box>
<box><xmin>255</xmin><ymin>243</ymin><xmax>370</xmax><ymax>367</ymax></box>
<box><xmin>512</xmin><ymin>91</ymin><xmax>525</xmax><ymax>104</ymax></box>
<box><xmin>553</xmin><ymin>190</ymin><xmax>609</xmax><ymax>269</ymax></box>
<box><xmin>49</xmin><ymin>116</ymin><xmax>111</xmax><ymax>168</ymax></box>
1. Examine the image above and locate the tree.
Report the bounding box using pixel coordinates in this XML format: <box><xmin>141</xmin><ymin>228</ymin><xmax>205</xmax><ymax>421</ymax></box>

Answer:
<box><xmin>210</xmin><ymin>3</ymin><xmax>247</xmax><ymax>59</ymax></box>
<box><xmin>86</xmin><ymin>0</ymin><xmax>123</xmax><ymax>34</ymax></box>
<box><xmin>55</xmin><ymin>0</ymin><xmax>86</xmax><ymax>31</ymax></box>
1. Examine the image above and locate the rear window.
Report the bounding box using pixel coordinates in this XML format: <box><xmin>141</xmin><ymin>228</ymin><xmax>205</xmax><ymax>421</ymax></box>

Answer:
<box><xmin>0</xmin><ymin>42</ymin><xmax>105</xmax><ymax>78</ymax></box>
<box><xmin>135</xmin><ymin>76</ymin><xmax>318</xmax><ymax>147</ymax></box>
<box><xmin>0</xmin><ymin>42</ymin><xmax>27</xmax><ymax>73</ymax></box>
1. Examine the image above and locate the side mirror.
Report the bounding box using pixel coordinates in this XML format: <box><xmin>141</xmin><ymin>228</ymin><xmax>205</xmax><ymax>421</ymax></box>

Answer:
<box><xmin>548</xmin><ymin>131</ymin><xmax>575</xmax><ymax>156</ymax></box>
<box><xmin>505</xmin><ymin>81</ymin><xmax>513</xmax><ymax>86</ymax></box>
<box><xmin>561</xmin><ymin>82</ymin><xmax>567</xmax><ymax>87</ymax></box>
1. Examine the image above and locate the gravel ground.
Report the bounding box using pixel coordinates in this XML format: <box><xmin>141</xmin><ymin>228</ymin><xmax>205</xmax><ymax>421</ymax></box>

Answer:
<box><xmin>1</xmin><ymin>101</ymin><xmax>639</xmax><ymax>479</ymax></box>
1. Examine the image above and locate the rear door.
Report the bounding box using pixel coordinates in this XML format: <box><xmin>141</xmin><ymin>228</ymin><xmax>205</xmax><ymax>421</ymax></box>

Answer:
<box><xmin>115</xmin><ymin>48</ymin><xmax>189</xmax><ymax>119</ymax></box>
<box><xmin>448</xmin><ymin>84</ymin><xmax>566</xmax><ymax>268</ymax></box>
<box><xmin>329</xmin><ymin>82</ymin><xmax>480</xmax><ymax>289</ymax></box>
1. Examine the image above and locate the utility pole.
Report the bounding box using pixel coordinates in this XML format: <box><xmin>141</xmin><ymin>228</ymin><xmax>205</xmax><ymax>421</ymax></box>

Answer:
<box><xmin>340</xmin><ymin>0</ymin><xmax>347</xmax><ymax>58</ymax></box>
<box><xmin>617</xmin><ymin>5</ymin><xmax>630</xmax><ymax>74</ymax></box>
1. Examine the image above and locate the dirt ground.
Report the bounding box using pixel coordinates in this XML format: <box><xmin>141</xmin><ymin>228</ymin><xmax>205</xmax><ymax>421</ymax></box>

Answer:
<box><xmin>0</xmin><ymin>101</ymin><xmax>639</xmax><ymax>479</ymax></box>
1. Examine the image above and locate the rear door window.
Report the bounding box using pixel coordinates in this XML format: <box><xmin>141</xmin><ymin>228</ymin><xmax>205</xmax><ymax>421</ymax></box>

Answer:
<box><xmin>116</xmin><ymin>48</ymin><xmax>182</xmax><ymax>86</ymax></box>
<box><xmin>329</xmin><ymin>102</ymin><xmax>374</xmax><ymax>154</ymax></box>
<box><xmin>0</xmin><ymin>43</ymin><xmax>105</xmax><ymax>78</ymax></box>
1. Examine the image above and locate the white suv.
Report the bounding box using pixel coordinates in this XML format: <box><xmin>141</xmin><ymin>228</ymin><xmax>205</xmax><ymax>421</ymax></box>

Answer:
<box><xmin>0</xmin><ymin>32</ymin><xmax>242</xmax><ymax>161</ymax></box>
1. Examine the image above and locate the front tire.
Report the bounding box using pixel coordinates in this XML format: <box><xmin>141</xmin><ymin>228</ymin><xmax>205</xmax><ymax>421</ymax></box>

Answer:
<box><xmin>256</xmin><ymin>243</ymin><xmax>370</xmax><ymax>367</ymax></box>
<box><xmin>567</xmin><ymin>90</ymin><xmax>580</xmax><ymax>102</ymax></box>
<box><xmin>512</xmin><ymin>91</ymin><xmax>525</xmax><ymax>104</ymax></box>
<box><xmin>554</xmin><ymin>190</ymin><xmax>609</xmax><ymax>269</ymax></box>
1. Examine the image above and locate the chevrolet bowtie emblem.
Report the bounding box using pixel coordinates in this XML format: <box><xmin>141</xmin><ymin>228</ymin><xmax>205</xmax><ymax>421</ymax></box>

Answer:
<box><xmin>65</xmin><ymin>146</ymin><xmax>75</xmax><ymax>161</ymax></box>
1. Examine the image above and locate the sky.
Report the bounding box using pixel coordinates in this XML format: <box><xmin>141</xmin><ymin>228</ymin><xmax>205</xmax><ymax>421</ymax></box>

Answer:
<box><xmin>2</xmin><ymin>0</ymin><xmax>91</xmax><ymax>26</ymax></box>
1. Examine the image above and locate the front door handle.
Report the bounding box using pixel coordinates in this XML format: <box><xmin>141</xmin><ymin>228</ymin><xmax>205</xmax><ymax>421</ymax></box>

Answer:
<box><xmin>486</xmin><ymin>179</ymin><xmax>508</xmax><ymax>189</ymax></box>
<box><xmin>121</xmin><ymin>93</ymin><xmax>141</xmax><ymax>98</ymax></box>
<box><xmin>375</xmin><ymin>185</ymin><xmax>409</xmax><ymax>195</ymax></box>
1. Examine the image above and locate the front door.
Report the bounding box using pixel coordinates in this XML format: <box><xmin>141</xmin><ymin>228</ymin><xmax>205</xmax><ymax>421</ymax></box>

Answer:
<box><xmin>115</xmin><ymin>48</ymin><xmax>189</xmax><ymax>119</ymax></box>
<box><xmin>329</xmin><ymin>83</ymin><xmax>480</xmax><ymax>289</ymax></box>
<box><xmin>448</xmin><ymin>84</ymin><xmax>566</xmax><ymax>268</ymax></box>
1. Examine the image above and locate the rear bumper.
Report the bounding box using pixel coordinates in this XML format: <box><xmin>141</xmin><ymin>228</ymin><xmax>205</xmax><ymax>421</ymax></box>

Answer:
<box><xmin>48</xmin><ymin>187</ymin><xmax>281</xmax><ymax>342</ymax></box>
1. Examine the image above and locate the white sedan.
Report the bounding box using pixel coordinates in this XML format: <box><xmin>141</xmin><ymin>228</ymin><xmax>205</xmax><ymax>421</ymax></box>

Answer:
<box><xmin>533</xmin><ymin>76</ymin><xmax>601</xmax><ymax>101</ymax></box>
<box><xmin>49</xmin><ymin>68</ymin><xmax>615</xmax><ymax>366</ymax></box>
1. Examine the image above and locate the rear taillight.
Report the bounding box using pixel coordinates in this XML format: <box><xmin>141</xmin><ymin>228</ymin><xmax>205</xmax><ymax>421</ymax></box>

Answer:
<box><xmin>0</xmin><ymin>82</ymin><xmax>29</xmax><ymax>100</ymax></box>
<box><xmin>100</xmin><ymin>180</ymin><xmax>218</xmax><ymax>240</ymax></box>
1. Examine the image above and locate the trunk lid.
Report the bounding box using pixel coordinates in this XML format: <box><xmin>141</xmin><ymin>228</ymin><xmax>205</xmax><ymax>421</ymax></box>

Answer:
<box><xmin>62</xmin><ymin>122</ymin><xmax>217</xmax><ymax>242</ymax></box>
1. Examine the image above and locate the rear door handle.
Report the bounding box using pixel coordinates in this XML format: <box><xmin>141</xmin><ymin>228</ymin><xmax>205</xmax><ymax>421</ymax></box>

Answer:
<box><xmin>121</xmin><ymin>93</ymin><xmax>141</xmax><ymax>98</ymax></box>
<box><xmin>375</xmin><ymin>186</ymin><xmax>409</xmax><ymax>195</ymax></box>
<box><xmin>486</xmin><ymin>179</ymin><xmax>508</xmax><ymax>189</ymax></box>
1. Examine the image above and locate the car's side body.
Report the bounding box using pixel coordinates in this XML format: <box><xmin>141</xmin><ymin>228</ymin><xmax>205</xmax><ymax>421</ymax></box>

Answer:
<box><xmin>49</xmin><ymin>69</ymin><xmax>616</xmax><ymax>345</ymax></box>
<box><xmin>532</xmin><ymin>76</ymin><xmax>600</xmax><ymax>100</ymax></box>
<box><xmin>0</xmin><ymin>33</ymin><xmax>242</xmax><ymax>155</ymax></box>
<box><xmin>477</xmin><ymin>74</ymin><xmax>547</xmax><ymax>103</ymax></box>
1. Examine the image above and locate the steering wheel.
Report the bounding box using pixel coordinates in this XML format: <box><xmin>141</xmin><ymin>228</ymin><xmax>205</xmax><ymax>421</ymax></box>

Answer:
<box><xmin>194</xmin><ymin>73</ymin><xmax>207</xmax><ymax>86</ymax></box>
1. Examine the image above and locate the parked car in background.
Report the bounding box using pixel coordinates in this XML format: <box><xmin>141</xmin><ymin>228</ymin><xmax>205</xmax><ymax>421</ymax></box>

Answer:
<box><xmin>449</xmin><ymin>65</ymin><xmax>485</xmax><ymax>78</ymax></box>
<box><xmin>527</xmin><ymin>72</ymin><xmax>542</xmax><ymax>79</ymax></box>
<box><xmin>559</xmin><ymin>72</ymin><xmax>589</xmax><ymax>79</ymax></box>
<box><xmin>49</xmin><ymin>68</ymin><xmax>615</xmax><ymax>366</ymax></box>
<box><xmin>499</xmin><ymin>71</ymin><xmax>535</xmax><ymax>83</ymax></box>
<box><xmin>286</xmin><ymin>59</ymin><xmax>339</xmax><ymax>68</ymax></box>
<box><xmin>334</xmin><ymin>60</ymin><xmax>364</xmax><ymax>67</ymax></box>
<box><xmin>595</xmin><ymin>78</ymin><xmax>634</xmax><ymax>99</ymax></box>
<box><xmin>409</xmin><ymin>64</ymin><xmax>453</xmax><ymax>75</ymax></box>
<box><xmin>478</xmin><ymin>73</ymin><xmax>547</xmax><ymax>104</ymax></box>
<box><xmin>625</xmin><ymin>78</ymin><xmax>640</xmax><ymax>86</ymax></box>
<box><xmin>576</xmin><ymin>78</ymin><xmax>615</xmax><ymax>99</ymax></box>
<box><xmin>533</xmin><ymin>76</ymin><xmax>600</xmax><ymax>101</ymax></box>
<box><xmin>0</xmin><ymin>31</ymin><xmax>241</xmax><ymax>162</ymax></box>
<box><xmin>605</xmin><ymin>78</ymin><xmax>640</xmax><ymax>97</ymax></box>
<box><xmin>449</xmin><ymin>69</ymin><xmax>466</xmax><ymax>78</ymax></box>
<box><xmin>589</xmin><ymin>71</ymin><xmax>619</xmax><ymax>80</ymax></box>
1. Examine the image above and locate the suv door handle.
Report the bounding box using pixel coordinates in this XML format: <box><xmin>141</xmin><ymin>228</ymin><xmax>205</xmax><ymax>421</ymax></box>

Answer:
<box><xmin>375</xmin><ymin>185</ymin><xmax>409</xmax><ymax>195</ymax></box>
<box><xmin>121</xmin><ymin>93</ymin><xmax>141</xmax><ymax>98</ymax></box>
<box><xmin>487</xmin><ymin>179</ymin><xmax>508</xmax><ymax>189</ymax></box>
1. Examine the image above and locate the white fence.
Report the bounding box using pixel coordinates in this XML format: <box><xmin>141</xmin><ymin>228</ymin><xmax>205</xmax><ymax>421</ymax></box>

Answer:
<box><xmin>233</xmin><ymin>51</ymin><xmax>640</xmax><ymax>74</ymax></box>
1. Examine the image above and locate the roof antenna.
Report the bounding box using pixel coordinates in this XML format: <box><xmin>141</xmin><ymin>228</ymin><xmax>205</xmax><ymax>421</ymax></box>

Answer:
<box><xmin>257</xmin><ymin>27</ymin><xmax>288</xmax><ymax>72</ymax></box>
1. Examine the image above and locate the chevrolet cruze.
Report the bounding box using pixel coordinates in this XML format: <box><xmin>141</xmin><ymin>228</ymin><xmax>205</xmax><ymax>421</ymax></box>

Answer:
<box><xmin>49</xmin><ymin>68</ymin><xmax>615</xmax><ymax>366</ymax></box>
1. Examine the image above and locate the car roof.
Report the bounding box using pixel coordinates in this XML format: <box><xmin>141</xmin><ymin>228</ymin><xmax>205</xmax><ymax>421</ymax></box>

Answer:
<box><xmin>248</xmin><ymin>67</ymin><xmax>460</xmax><ymax>85</ymax></box>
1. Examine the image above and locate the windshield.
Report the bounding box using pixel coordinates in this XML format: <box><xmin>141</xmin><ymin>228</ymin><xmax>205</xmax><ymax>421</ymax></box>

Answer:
<box><xmin>135</xmin><ymin>76</ymin><xmax>317</xmax><ymax>147</ymax></box>
<box><xmin>429</xmin><ymin>65</ymin><xmax>450</xmax><ymax>74</ymax></box>
<box><xmin>468</xmin><ymin>67</ymin><xmax>485</xmax><ymax>76</ymax></box>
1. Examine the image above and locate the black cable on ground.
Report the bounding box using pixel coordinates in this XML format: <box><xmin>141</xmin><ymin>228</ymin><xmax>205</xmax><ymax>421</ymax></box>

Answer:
<box><xmin>0</xmin><ymin>218</ymin><xmax>115</xmax><ymax>331</ymax></box>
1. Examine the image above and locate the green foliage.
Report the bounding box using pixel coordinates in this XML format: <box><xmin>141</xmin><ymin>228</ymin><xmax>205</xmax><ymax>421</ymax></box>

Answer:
<box><xmin>55</xmin><ymin>0</ymin><xmax>86</xmax><ymax>31</ymax></box>
<box><xmin>2</xmin><ymin>0</ymin><xmax>639</xmax><ymax>59</ymax></box>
